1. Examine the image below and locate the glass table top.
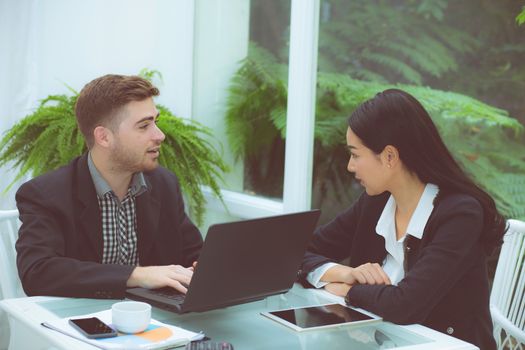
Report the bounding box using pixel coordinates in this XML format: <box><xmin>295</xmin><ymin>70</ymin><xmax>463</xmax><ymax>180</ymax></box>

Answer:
<box><xmin>36</xmin><ymin>284</ymin><xmax>433</xmax><ymax>350</ymax></box>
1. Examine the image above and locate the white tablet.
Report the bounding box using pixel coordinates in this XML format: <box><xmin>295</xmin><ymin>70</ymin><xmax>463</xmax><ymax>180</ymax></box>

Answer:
<box><xmin>261</xmin><ymin>303</ymin><xmax>381</xmax><ymax>332</ymax></box>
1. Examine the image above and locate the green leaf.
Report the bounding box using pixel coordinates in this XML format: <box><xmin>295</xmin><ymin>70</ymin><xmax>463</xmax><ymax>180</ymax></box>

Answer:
<box><xmin>517</xmin><ymin>6</ymin><xmax>525</xmax><ymax>26</ymax></box>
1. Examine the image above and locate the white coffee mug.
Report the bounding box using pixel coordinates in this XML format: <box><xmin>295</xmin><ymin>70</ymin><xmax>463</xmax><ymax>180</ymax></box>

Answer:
<box><xmin>111</xmin><ymin>301</ymin><xmax>151</xmax><ymax>334</ymax></box>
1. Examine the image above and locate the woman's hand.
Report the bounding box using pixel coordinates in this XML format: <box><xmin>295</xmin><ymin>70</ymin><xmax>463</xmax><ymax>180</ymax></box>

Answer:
<box><xmin>322</xmin><ymin>263</ymin><xmax>391</xmax><ymax>286</ymax></box>
<box><xmin>348</xmin><ymin>263</ymin><xmax>391</xmax><ymax>285</ymax></box>
<box><xmin>324</xmin><ymin>282</ymin><xmax>352</xmax><ymax>297</ymax></box>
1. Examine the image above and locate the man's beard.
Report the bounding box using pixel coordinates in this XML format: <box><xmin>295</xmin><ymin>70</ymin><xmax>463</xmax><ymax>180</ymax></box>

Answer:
<box><xmin>109</xmin><ymin>142</ymin><xmax>158</xmax><ymax>173</ymax></box>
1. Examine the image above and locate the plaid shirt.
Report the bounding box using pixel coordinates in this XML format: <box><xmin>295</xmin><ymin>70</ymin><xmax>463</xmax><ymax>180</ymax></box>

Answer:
<box><xmin>87</xmin><ymin>154</ymin><xmax>147</xmax><ymax>265</ymax></box>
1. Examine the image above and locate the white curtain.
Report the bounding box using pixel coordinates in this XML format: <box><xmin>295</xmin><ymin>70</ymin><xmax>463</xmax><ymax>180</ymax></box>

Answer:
<box><xmin>0</xmin><ymin>0</ymin><xmax>40</xmax><ymax>211</ymax></box>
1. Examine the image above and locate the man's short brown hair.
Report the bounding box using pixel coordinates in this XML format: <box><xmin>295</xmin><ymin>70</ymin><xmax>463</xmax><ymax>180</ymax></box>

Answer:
<box><xmin>75</xmin><ymin>74</ymin><xmax>159</xmax><ymax>148</ymax></box>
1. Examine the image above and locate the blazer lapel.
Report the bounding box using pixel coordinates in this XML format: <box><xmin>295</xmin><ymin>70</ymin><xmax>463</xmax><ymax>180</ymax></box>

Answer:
<box><xmin>136</xmin><ymin>176</ymin><xmax>160</xmax><ymax>264</ymax></box>
<box><xmin>75</xmin><ymin>154</ymin><xmax>104</xmax><ymax>262</ymax></box>
<box><xmin>369</xmin><ymin>233</ymin><xmax>388</xmax><ymax>264</ymax></box>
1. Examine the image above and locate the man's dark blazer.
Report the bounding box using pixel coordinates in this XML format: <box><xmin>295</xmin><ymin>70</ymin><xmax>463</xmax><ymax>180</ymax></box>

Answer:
<box><xmin>16</xmin><ymin>154</ymin><xmax>203</xmax><ymax>299</ymax></box>
<box><xmin>300</xmin><ymin>191</ymin><xmax>497</xmax><ymax>350</ymax></box>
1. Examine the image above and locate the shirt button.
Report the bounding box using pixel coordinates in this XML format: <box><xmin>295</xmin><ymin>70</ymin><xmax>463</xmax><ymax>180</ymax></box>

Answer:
<box><xmin>446</xmin><ymin>327</ymin><xmax>454</xmax><ymax>334</ymax></box>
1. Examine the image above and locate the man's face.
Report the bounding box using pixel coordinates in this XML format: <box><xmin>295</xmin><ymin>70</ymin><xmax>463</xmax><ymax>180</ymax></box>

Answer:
<box><xmin>108</xmin><ymin>98</ymin><xmax>165</xmax><ymax>173</ymax></box>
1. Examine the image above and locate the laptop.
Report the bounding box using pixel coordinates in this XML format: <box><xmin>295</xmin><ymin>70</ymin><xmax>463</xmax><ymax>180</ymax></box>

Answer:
<box><xmin>126</xmin><ymin>209</ymin><xmax>320</xmax><ymax>313</ymax></box>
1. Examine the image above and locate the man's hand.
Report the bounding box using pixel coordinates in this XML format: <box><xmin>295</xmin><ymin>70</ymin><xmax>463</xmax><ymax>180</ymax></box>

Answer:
<box><xmin>126</xmin><ymin>265</ymin><xmax>194</xmax><ymax>294</ymax></box>
<box><xmin>324</xmin><ymin>282</ymin><xmax>352</xmax><ymax>297</ymax></box>
<box><xmin>321</xmin><ymin>263</ymin><xmax>391</xmax><ymax>286</ymax></box>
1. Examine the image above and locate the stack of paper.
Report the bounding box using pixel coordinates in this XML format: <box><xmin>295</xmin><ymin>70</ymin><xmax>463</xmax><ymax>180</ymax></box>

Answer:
<box><xmin>42</xmin><ymin>309</ymin><xmax>204</xmax><ymax>349</ymax></box>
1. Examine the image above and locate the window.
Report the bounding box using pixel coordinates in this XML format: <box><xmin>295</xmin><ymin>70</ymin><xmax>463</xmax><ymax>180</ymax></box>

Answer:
<box><xmin>311</xmin><ymin>0</ymin><xmax>525</xmax><ymax>224</ymax></box>
<box><xmin>192</xmin><ymin>0</ymin><xmax>293</xmax><ymax>226</ymax></box>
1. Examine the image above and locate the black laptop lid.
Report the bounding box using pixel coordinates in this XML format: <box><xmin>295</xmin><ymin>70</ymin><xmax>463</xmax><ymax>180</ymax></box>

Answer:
<box><xmin>182</xmin><ymin>209</ymin><xmax>320</xmax><ymax>312</ymax></box>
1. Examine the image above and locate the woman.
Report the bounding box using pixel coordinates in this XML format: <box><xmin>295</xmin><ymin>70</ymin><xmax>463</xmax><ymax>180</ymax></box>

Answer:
<box><xmin>300</xmin><ymin>89</ymin><xmax>505</xmax><ymax>350</ymax></box>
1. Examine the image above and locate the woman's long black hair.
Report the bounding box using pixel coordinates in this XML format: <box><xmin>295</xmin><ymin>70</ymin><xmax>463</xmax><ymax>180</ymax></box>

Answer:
<box><xmin>348</xmin><ymin>89</ymin><xmax>506</xmax><ymax>254</ymax></box>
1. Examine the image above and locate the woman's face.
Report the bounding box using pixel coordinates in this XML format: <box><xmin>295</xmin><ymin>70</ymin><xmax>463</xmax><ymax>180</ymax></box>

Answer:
<box><xmin>346</xmin><ymin>127</ymin><xmax>390</xmax><ymax>195</ymax></box>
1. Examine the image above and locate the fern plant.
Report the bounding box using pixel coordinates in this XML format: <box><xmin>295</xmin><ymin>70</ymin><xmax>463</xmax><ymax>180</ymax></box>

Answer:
<box><xmin>0</xmin><ymin>83</ymin><xmax>228</xmax><ymax>225</ymax></box>
<box><xmin>226</xmin><ymin>44</ymin><xmax>525</xmax><ymax>220</ymax></box>
<box><xmin>315</xmin><ymin>0</ymin><xmax>479</xmax><ymax>85</ymax></box>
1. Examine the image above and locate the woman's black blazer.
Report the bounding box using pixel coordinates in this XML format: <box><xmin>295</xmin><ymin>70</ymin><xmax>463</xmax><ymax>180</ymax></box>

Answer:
<box><xmin>300</xmin><ymin>191</ymin><xmax>497</xmax><ymax>350</ymax></box>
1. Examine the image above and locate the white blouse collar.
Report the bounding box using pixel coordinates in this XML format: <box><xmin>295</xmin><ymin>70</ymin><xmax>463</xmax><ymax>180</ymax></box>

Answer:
<box><xmin>376</xmin><ymin>183</ymin><xmax>439</xmax><ymax>241</ymax></box>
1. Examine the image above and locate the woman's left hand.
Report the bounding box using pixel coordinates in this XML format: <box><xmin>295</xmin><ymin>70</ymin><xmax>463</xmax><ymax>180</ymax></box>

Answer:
<box><xmin>324</xmin><ymin>282</ymin><xmax>352</xmax><ymax>297</ymax></box>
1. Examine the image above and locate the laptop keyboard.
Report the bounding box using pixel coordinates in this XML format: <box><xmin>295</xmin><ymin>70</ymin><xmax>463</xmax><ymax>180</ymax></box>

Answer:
<box><xmin>150</xmin><ymin>287</ymin><xmax>186</xmax><ymax>305</ymax></box>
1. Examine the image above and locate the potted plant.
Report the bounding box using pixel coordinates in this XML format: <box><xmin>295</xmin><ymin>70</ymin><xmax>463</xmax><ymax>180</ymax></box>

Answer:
<box><xmin>0</xmin><ymin>72</ymin><xmax>228</xmax><ymax>226</ymax></box>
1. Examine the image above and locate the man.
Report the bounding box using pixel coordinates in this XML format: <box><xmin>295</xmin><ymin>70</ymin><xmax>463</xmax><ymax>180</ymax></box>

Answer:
<box><xmin>16</xmin><ymin>74</ymin><xmax>202</xmax><ymax>299</ymax></box>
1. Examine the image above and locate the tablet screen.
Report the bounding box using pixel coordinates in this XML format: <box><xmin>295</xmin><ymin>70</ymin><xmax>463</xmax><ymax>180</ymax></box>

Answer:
<box><xmin>267</xmin><ymin>304</ymin><xmax>377</xmax><ymax>329</ymax></box>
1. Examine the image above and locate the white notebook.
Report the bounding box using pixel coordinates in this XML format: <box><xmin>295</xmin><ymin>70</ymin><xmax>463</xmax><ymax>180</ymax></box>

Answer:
<box><xmin>42</xmin><ymin>309</ymin><xmax>204</xmax><ymax>350</ymax></box>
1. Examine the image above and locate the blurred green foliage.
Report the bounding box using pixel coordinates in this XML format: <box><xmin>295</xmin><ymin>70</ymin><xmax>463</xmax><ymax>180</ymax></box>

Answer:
<box><xmin>516</xmin><ymin>5</ymin><xmax>525</xmax><ymax>25</ymax></box>
<box><xmin>252</xmin><ymin>0</ymin><xmax>525</xmax><ymax>124</ymax></box>
<box><xmin>225</xmin><ymin>44</ymin><xmax>525</xmax><ymax>220</ymax></box>
<box><xmin>237</xmin><ymin>0</ymin><xmax>525</xmax><ymax>221</ymax></box>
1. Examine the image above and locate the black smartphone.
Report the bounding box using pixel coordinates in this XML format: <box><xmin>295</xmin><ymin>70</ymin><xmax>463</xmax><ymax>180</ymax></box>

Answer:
<box><xmin>68</xmin><ymin>317</ymin><xmax>118</xmax><ymax>339</ymax></box>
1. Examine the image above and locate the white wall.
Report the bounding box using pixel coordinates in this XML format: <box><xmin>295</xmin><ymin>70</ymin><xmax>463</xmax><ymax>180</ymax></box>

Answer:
<box><xmin>0</xmin><ymin>0</ymin><xmax>40</xmax><ymax>210</ymax></box>
<box><xmin>192</xmin><ymin>0</ymin><xmax>249</xmax><ymax>192</ymax></box>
